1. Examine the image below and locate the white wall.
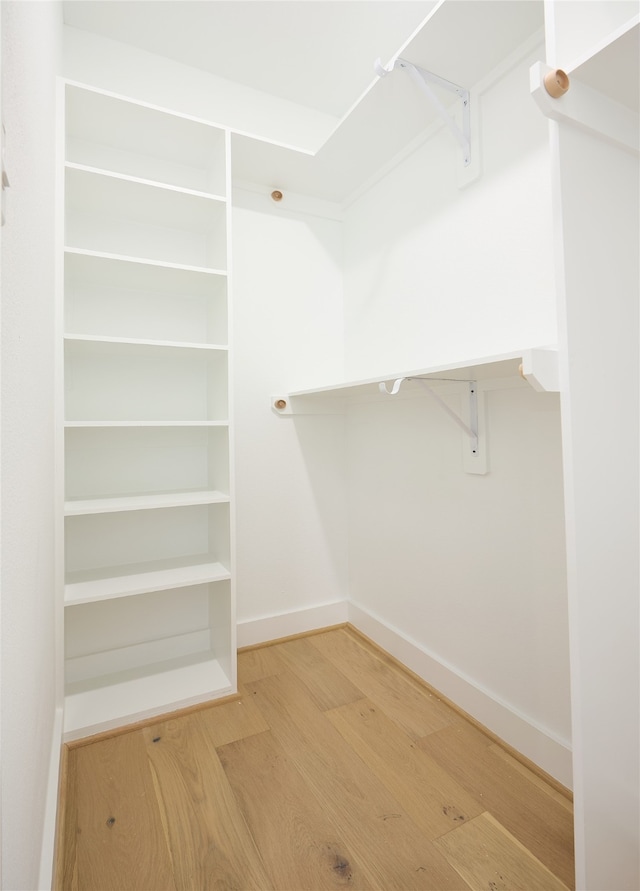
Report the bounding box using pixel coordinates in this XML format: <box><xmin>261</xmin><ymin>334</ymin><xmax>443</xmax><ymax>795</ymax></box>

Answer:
<box><xmin>343</xmin><ymin>43</ymin><xmax>557</xmax><ymax>379</ymax></box>
<box><xmin>546</xmin><ymin>4</ymin><xmax>639</xmax><ymax>887</ymax></box>
<box><xmin>347</xmin><ymin>387</ymin><xmax>569</xmax><ymax>721</ymax></box>
<box><xmin>231</xmin><ymin>188</ymin><xmax>347</xmax><ymax>639</ymax></box>
<box><xmin>338</xmin><ymin>37</ymin><xmax>570</xmax><ymax>783</ymax></box>
<box><xmin>344</xmin><ymin>385</ymin><xmax>571</xmax><ymax>782</ymax></box>
<box><xmin>1</xmin><ymin>2</ymin><xmax>63</xmax><ymax>888</ymax></box>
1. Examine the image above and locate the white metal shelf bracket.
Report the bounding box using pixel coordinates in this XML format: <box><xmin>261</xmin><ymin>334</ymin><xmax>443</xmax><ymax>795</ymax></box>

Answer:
<box><xmin>375</xmin><ymin>57</ymin><xmax>471</xmax><ymax>167</ymax></box>
<box><xmin>379</xmin><ymin>377</ymin><xmax>479</xmax><ymax>457</ymax></box>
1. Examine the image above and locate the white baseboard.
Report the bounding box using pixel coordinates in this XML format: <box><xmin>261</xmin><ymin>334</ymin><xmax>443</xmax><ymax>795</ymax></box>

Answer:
<box><xmin>39</xmin><ymin>706</ymin><xmax>64</xmax><ymax>891</ymax></box>
<box><xmin>237</xmin><ymin>600</ymin><xmax>349</xmax><ymax>648</ymax></box>
<box><xmin>236</xmin><ymin>598</ymin><xmax>572</xmax><ymax>788</ymax></box>
<box><xmin>348</xmin><ymin>601</ymin><xmax>573</xmax><ymax>789</ymax></box>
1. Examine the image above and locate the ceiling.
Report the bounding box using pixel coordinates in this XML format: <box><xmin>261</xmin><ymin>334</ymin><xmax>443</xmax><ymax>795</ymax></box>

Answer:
<box><xmin>62</xmin><ymin>1</ymin><xmax>438</xmax><ymax>118</ymax></box>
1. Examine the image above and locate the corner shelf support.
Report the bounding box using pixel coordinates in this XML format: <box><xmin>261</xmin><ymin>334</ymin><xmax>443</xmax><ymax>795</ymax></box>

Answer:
<box><xmin>379</xmin><ymin>377</ymin><xmax>482</xmax><ymax>468</ymax></box>
<box><xmin>375</xmin><ymin>56</ymin><xmax>471</xmax><ymax>166</ymax></box>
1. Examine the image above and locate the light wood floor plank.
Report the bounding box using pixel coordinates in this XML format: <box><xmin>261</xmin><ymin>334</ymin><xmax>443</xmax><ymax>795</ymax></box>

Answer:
<box><xmin>419</xmin><ymin>723</ymin><xmax>575</xmax><ymax>888</ymax></box>
<box><xmin>247</xmin><ymin>669</ymin><xmax>472</xmax><ymax>890</ymax></box>
<box><xmin>488</xmin><ymin>744</ymin><xmax>573</xmax><ymax>813</ymax></box>
<box><xmin>310</xmin><ymin>627</ymin><xmax>459</xmax><ymax>738</ymax></box>
<box><xmin>75</xmin><ymin>731</ymin><xmax>177</xmax><ymax>890</ymax></box>
<box><xmin>273</xmin><ymin>636</ymin><xmax>364</xmax><ymax>711</ymax></box>
<box><xmin>218</xmin><ymin>728</ymin><xmax>373</xmax><ymax>890</ymax></box>
<box><xmin>193</xmin><ymin>690</ymin><xmax>270</xmax><ymax>747</ymax></box>
<box><xmin>141</xmin><ymin>714</ymin><xmax>272</xmax><ymax>890</ymax></box>
<box><xmin>326</xmin><ymin>697</ymin><xmax>484</xmax><ymax>838</ymax></box>
<box><xmin>434</xmin><ymin>812</ymin><xmax>571</xmax><ymax>891</ymax></box>
<box><xmin>237</xmin><ymin>644</ymin><xmax>289</xmax><ymax>683</ymax></box>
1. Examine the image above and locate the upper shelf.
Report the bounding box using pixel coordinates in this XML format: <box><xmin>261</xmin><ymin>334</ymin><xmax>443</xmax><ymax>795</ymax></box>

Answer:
<box><xmin>569</xmin><ymin>19</ymin><xmax>639</xmax><ymax>112</ymax></box>
<box><xmin>275</xmin><ymin>347</ymin><xmax>558</xmax><ymax>406</ymax></box>
<box><xmin>231</xmin><ymin>0</ymin><xmax>544</xmax><ymax>202</ymax></box>
<box><xmin>65</xmin><ymin>81</ymin><xmax>228</xmax><ymax>196</ymax></box>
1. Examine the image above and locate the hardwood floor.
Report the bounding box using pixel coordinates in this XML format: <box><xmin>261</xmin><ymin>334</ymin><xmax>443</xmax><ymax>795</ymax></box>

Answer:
<box><xmin>55</xmin><ymin>625</ymin><xmax>574</xmax><ymax>890</ymax></box>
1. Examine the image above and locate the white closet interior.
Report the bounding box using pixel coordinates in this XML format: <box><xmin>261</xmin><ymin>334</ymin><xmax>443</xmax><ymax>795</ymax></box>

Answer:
<box><xmin>7</xmin><ymin>2</ymin><xmax>628</xmax><ymax>886</ymax></box>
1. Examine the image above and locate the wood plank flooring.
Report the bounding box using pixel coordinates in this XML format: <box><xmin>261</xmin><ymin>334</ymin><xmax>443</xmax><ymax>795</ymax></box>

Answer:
<box><xmin>56</xmin><ymin>625</ymin><xmax>574</xmax><ymax>891</ymax></box>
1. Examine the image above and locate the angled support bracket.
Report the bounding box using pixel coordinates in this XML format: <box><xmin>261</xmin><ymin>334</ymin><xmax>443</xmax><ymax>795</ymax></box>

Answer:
<box><xmin>375</xmin><ymin>56</ymin><xmax>471</xmax><ymax>167</ymax></box>
<box><xmin>379</xmin><ymin>377</ymin><xmax>486</xmax><ymax>473</ymax></box>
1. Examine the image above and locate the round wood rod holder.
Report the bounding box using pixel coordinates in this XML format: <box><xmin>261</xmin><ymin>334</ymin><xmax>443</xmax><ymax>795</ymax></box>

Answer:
<box><xmin>543</xmin><ymin>69</ymin><xmax>570</xmax><ymax>99</ymax></box>
<box><xmin>274</xmin><ymin>398</ymin><xmax>287</xmax><ymax>410</ymax></box>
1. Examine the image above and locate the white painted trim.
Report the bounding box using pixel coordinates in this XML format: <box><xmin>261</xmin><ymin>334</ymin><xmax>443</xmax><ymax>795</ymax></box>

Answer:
<box><xmin>348</xmin><ymin>600</ymin><xmax>573</xmax><ymax>789</ymax></box>
<box><xmin>237</xmin><ymin>600</ymin><xmax>349</xmax><ymax>648</ymax></box>
<box><xmin>232</xmin><ymin>179</ymin><xmax>344</xmax><ymax>223</ymax></box>
<box><xmin>38</xmin><ymin>707</ymin><xmax>64</xmax><ymax>891</ymax></box>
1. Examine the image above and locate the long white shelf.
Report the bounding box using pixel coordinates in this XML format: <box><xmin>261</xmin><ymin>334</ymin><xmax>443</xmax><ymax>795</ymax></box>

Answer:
<box><xmin>284</xmin><ymin>347</ymin><xmax>558</xmax><ymax>399</ymax></box>
<box><xmin>65</xmin><ymin>559</ymin><xmax>231</xmax><ymax>606</ymax></box>
<box><xmin>64</xmin><ymin>333</ymin><xmax>228</xmax><ymax>351</ymax></box>
<box><xmin>64</xmin><ymin>246</ymin><xmax>227</xmax><ymax>277</ymax></box>
<box><xmin>64</xmin><ymin>489</ymin><xmax>230</xmax><ymax>517</ymax></box>
<box><xmin>231</xmin><ymin>0</ymin><xmax>545</xmax><ymax>202</ymax></box>
<box><xmin>65</xmin><ymin>420</ymin><xmax>229</xmax><ymax>428</ymax></box>
<box><xmin>64</xmin><ymin>653</ymin><xmax>233</xmax><ymax>739</ymax></box>
<box><xmin>65</xmin><ymin>161</ymin><xmax>226</xmax><ymax>203</ymax></box>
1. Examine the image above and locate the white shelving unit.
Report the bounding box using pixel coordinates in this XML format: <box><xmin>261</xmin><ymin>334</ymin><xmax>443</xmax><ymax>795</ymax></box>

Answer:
<box><xmin>60</xmin><ymin>81</ymin><xmax>235</xmax><ymax>739</ymax></box>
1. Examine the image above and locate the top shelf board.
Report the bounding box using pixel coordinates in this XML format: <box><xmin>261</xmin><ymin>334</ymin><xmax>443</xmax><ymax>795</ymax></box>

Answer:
<box><xmin>569</xmin><ymin>20</ymin><xmax>639</xmax><ymax>113</ymax></box>
<box><xmin>284</xmin><ymin>348</ymin><xmax>558</xmax><ymax>400</ymax></box>
<box><xmin>65</xmin><ymin>82</ymin><xmax>228</xmax><ymax>196</ymax></box>
<box><xmin>231</xmin><ymin>0</ymin><xmax>544</xmax><ymax>202</ymax></box>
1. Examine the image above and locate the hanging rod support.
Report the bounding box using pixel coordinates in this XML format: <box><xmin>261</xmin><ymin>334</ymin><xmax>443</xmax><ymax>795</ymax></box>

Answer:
<box><xmin>379</xmin><ymin>377</ymin><xmax>479</xmax><ymax>455</ymax></box>
<box><xmin>375</xmin><ymin>56</ymin><xmax>471</xmax><ymax>167</ymax></box>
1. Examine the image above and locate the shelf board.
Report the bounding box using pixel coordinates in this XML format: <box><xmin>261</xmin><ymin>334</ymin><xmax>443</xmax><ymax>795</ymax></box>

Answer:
<box><xmin>569</xmin><ymin>19</ymin><xmax>639</xmax><ymax>112</ymax></box>
<box><xmin>64</xmin><ymin>246</ymin><xmax>227</xmax><ymax>277</ymax></box>
<box><xmin>65</xmin><ymin>80</ymin><xmax>228</xmax><ymax>198</ymax></box>
<box><xmin>63</xmin><ymin>652</ymin><xmax>233</xmax><ymax>738</ymax></box>
<box><xmin>288</xmin><ymin>349</ymin><xmax>546</xmax><ymax>398</ymax></box>
<box><xmin>65</xmin><ymin>559</ymin><xmax>231</xmax><ymax>606</ymax></box>
<box><xmin>65</xmin><ymin>162</ymin><xmax>226</xmax><ymax>203</ymax></box>
<box><xmin>64</xmin><ymin>489</ymin><xmax>230</xmax><ymax>516</ymax></box>
<box><xmin>65</xmin><ymin>420</ymin><xmax>229</xmax><ymax>428</ymax></box>
<box><xmin>231</xmin><ymin>0</ymin><xmax>544</xmax><ymax>202</ymax></box>
<box><xmin>64</xmin><ymin>333</ymin><xmax>228</xmax><ymax>352</ymax></box>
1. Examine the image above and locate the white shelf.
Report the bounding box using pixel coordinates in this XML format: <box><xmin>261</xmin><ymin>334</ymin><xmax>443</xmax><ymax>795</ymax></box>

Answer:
<box><xmin>64</xmin><ymin>337</ymin><xmax>228</xmax><ymax>423</ymax></box>
<box><xmin>65</xmin><ymin>162</ymin><xmax>226</xmax><ymax>203</ymax></box>
<box><xmin>65</xmin><ymin>559</ymin><xmax>231</xmax><ymax>606</ymax></box>
<box><xmin>65</xmin><ymin>426</ymin><xmax>229</xmax><ymax>504</ymax></box>
<box><xmin>231</xmin><ymin>0</ymin><xmax>544</xmax><ymax>202</ymax></box>
<box><xmin>64</xmin><ymin>653</ymin><xmax>233</xmax><ymax>738</ymax></box>
<box><xmin>65</xmin><ymin>81</ymin><xmax>227</xmax><ymax>195</ymax></box>
<box><xmin>288</xmin><ymin>349</ymin><xmax>543</xmax><ymax>398</ymax></box>
<box><xmin>569</xmin><ymin>19</ymin><xmax>639</xmax><ymax>112</ymax></box>
<box><xmin>64</xmin><ymin>420</ymin><xmax>229</xmax><ymax>428</ymax></box>
<box><xmin>64</xmin><ymin>249</ymin><xmax>227</xmax><ymax>345</ymax></box>
<box><xmin>64</xmin><ymin>334</ymin><xmax>228</xmax><ymax>352</ymax></box>
<box><xmin>64</xmin><ymin>246</ymin><xmax>227</xmax><ymax>277</ymax></box>
<box><xmin>64</xmin><ymin>489</ymin><xmax>230</xmax><ymax>516</ymax></box>
<box><xmin>65</xmin><ymin>165</ymin><xmax>227</xmax><ymax>269</ymax></box>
